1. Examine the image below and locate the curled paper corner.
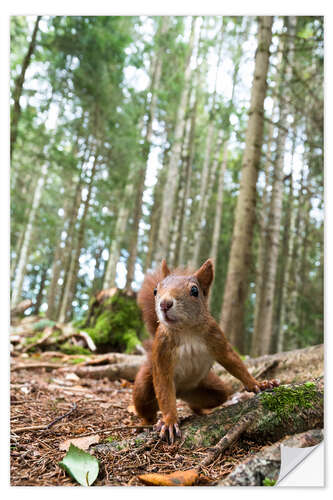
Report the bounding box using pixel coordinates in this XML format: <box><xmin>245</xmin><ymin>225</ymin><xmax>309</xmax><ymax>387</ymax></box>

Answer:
<box><xmin>277</xmin><ymin>441</ymin><xmax>324</xmax><ymax>486</ymax></box>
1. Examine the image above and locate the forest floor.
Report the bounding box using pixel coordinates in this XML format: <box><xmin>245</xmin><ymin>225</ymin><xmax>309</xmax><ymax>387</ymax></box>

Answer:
<box><xmin>10</xmin><ymin>354</ymin><xmax>267</xmax><ymax>487</ymax></box>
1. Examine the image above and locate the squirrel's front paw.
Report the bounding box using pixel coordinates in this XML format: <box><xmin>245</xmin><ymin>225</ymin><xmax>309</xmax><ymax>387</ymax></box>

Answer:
<box><xmin>245</xmin><ymin>378</ymin><xmax>280</xmax><ymax>394</ymax></box>
<box><xmin>155</xmin><ymin>418</ymin><xmax>181</xmax><ymax>444</ymax></box>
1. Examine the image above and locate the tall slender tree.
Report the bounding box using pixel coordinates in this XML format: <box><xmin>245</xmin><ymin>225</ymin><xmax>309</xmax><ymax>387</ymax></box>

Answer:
<box><xmin>220</xmin><ymin>16</ymin><xmax>273</xmax><ymax>353</ymax></box>
<box><xmin>154</xmin><ymin>17</ymin><xmax>198</xmax><ymax>264</ymax></box>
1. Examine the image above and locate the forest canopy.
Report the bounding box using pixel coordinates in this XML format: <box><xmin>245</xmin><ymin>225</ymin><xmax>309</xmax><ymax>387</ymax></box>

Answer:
<box><xmin>10</xmin><ymin>16</ymin><xmax>323</xmax><ymax>356</ymax></box>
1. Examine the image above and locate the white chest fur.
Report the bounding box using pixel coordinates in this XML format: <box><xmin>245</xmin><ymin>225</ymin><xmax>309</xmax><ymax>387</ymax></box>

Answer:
<box><xmin>174</xmin><ymin>335</ymin><xmax>213</xmax><ymax>391</ymax></box>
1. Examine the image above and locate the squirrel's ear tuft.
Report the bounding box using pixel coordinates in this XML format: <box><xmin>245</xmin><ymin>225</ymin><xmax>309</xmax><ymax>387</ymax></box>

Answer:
<box><xmin>194</xmin><ymin>259</ymin><xmax>214</xmax><ymax>296</ymax></box>
<box><xmin>161</xmin><ymin>259</ymin><xmax>171</xmax><ymax>278</ymax></box>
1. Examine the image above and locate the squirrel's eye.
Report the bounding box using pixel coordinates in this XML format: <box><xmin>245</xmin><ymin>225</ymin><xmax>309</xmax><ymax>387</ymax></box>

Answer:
<box><xmin>153</xmin><ymin>288</ymin><xmax>157</xmax><ymax>296</ymax></box>
<box><xmin>190</xmin><ymin>285</ymin><xmax>199</xmax><ymax>297</ymax></box>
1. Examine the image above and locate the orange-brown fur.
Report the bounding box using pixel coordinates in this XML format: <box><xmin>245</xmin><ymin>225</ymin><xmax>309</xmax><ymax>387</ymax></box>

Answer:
<box><xmin>133</xmin><ymin>259</ymin><xmax>280</xmax><ymax>440</ymax></box>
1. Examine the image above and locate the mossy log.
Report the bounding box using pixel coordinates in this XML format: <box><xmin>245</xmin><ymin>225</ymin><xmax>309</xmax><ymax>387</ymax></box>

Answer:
<box><xmin>181</xmin><ymin>378</ymin><xmax>323</xmax><ymax>449</ymax></box>
<box><xmin>94</xmin><ymin>378</ymin><xmax>323</xmax><ymax>457</ymax></box>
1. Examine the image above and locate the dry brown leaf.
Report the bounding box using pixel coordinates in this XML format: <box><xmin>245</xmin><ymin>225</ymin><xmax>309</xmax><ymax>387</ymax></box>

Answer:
<box><xmin>59</xmin><ymin>434</ymin><xmax>100</xmax><ymax>451</ymax></box>
<box><xmin>138</xmin><ymin>469</ymin><xmax>198</xmax><ymax>486</ymax></box>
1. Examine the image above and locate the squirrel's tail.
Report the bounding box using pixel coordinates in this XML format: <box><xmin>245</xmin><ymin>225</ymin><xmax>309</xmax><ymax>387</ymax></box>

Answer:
<box><xmin>137</xmin><ymin>265</ymin><xmax>165</xmax><ymax>337</ymax></box>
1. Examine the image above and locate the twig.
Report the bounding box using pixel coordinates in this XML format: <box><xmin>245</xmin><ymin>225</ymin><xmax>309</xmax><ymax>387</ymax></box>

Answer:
<box><xmin>44</xmin><ymin>402</ymin><xmax>77</xmax><ymax>430</ymax></box>
<box><xmin>198</xmin><ymin>412</ymin><xmax>257</xmax><ymax>468</ymax></box>
<box><xmin>21</xmin><ymin>328</ymin><xmax>55</xmax><ymax>353</ymax></box>
<box><xmin>67</xmin><ymin>424</ymin><xmax>153</xmax><ymax>438</ymax></box>
<box><xmin>11</xmin><ymin>403</ymin><xmax>78</xmax><ymax>433</ymax></box>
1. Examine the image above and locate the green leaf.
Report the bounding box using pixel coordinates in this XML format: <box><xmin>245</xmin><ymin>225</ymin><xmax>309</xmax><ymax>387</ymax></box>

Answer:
<box><xmin>59</xmin><ymin>443</ymin><xmax>99</xmax><ymax>486</ymax></box>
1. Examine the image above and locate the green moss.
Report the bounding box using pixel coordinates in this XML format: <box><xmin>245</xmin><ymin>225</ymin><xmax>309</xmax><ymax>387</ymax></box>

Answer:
<box><xmin>25</xmin><ymin>332</ymin><xmax>44</xmax><ymax>344</ymax></box>
<box><xmin>105</xmin><ymin>436</ymin><xmax>115</xmax><ymax>443</ymax></box>
<box><xmin>262</xmin><ymin>478</ymin><xmax>276</xmax><ymax>486</ymax></box>
<box><xmin>68</xmin><ymin>357</ymin><xmax>86</xmax><ymax>364</ymax></box>
<box><xmin>80</xmin><ymin>291</ymin><xmax>147</xmax><ymax>353</ymax></box>
<box><xmin>59</xmin><ymin>342</ymin><xmax>91</xmax><ymax>355</ymax></box>
<box><xmin>32</xmin><ymin>319</ymin><xmax>56</xmax><ymax>332</ymax></box>
<box><xmin>260</xmin><ymin>383</ymin><xmax>317</xmax><ymax>421</ymax></box>
<box><xmin>50</xmin><ymin>357</ymin><xmax>63</xmax><ymax>363</ymax></box>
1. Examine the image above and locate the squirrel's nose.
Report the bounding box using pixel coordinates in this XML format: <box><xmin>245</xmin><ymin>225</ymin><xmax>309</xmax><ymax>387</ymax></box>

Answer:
<box><xmin>160</xmin><ymin>299</ymin><xmax>173</xmax><ymax>312</ymax></box>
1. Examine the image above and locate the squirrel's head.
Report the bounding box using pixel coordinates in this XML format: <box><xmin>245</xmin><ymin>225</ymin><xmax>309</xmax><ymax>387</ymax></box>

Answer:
<box><xmin>154</xmin><ymin>259</ymin><xmax>214</xmax><ymax>329</ymax></box>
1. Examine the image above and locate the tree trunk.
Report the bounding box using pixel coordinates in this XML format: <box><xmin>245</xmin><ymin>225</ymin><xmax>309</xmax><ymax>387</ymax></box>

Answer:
<box><xmin>209</xmin><ymin>22</ymin><xmax>246</xmax><ymax>292</ymax></box>
<box><xmin>190</xmin><ymin>22</ymin><xmax>224</xmax><ymax>268</ymax></box>
<box><xmin>275</xmin><ymin>133</ymin><xmax>297</xmax><ymax>352</ymax></box>
<box><xmin>58</xmin><ymin>151</ymin><xmax>99</xmax><ymax>322</ymax></box>
<box><xmin>220</xmin><ymin>17</ymin><xmax>273</xmax><ymax>353</ymax></box>
<box><xmin>253</xmin><ymin>17</ymin><xmax>296</xmax><ymax>356</ymax></box>
<box><xmin>286</xmin><ymin>166</ymin><xmax>306</xmax><ymax>350</ymax></box>
<box><xmin>168</xmin><ymin>87</ymin><xmax>195</xmax><ymax>268</ymax></box>
<box><xmin>192</xmin><ymin>130</ymin><xmax>223</xmax><ymax>267</ymax></box>
<box><xmin>178</xmin><ymin>74</ymin><xmax>200</xmax><ymax>267</ymax></box>
<box><xmin>251</xmin><ymin>101</ymin><xmax>278</xmax><ymax>355</ymax></box>
<box><xmin>125</xmin><ymin>17</ymin><xmax>170</xmax><ymax>289</ymax></box>
<box><xmin>33</xmin><ymin>264</ymin><xmax>49</xmax><ymax>314</ymax></box>
<box><xmin>144</xmin><ymin>153</ymin><xmax>169</xmax><ymax>272</ymax></box>
<box><xmin>11</xmin><ymin>163</ymin><xmax>48</xmax><ymax>306</ymax></box>
<box><xmin>154</xmin><ymin>17</ymin><xmax>198</xmax><ymax>264</ymax></box>
<box><xmin>103</xmin><ymin>180</ymin><xmax>134</xmax><ymax>289</ymax></box>
<box><xmin>11</xmin><ymin>16</ymin><xmax>41</xmax><ymax>159</ymax></box>
<box><xmin>55</xmin><ymin>177</ymin><xmax>84</xmax><ymax>320</ymax></box>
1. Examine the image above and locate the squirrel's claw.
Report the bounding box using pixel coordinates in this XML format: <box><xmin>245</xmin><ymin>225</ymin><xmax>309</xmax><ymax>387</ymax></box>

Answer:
<box><xmin>245</xmin><ymin>378</ymin><xmax>280</xmax><ymax>393</ymax></box>
<box><xmin>155</xmin><ymin>419</ymin><xmax>181</xmax><ymax>444</ymax></box>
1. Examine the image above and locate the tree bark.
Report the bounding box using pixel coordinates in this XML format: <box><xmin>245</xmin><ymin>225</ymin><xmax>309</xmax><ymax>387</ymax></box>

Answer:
<box><xmin>190</xmin><ymin>22</ymin><xmax>224</xmax><ymax>268</ymax></box>
<box><xmin>11</xmin><ymin>163</ymin><xmax>48</xmax><ymax>306</ymax></box>
<box><xmin>253</xmin><ymin>17</ymin><xmax>296</xmax><ymax>356</ymax></box>
<box><xmin>178</xmin><ymin>73</ymin><xmax>200</xmax><ymax>267</ymax></box>
<box><xmin>58</xmin><ymin>150</ymin><xmax>99</xmax><ymax>322</ymax></box>
<box><xmin>103</xmin><ymin>180</ymin><xmax>134</xmax><ymax>289</ymax></box>
<box><xmin>220</xmin><ymin>17</ymin><xmax>273</xmax><ymax>353</ymax></box>
<box><xmin>33</xmin><ymin>264</ymin><xmax>49</xmax><ymax>314</ymax></box>
<box><xmin>154</xmin><ymin>17</ymin><xmax>198</xmax><ymax>264</ymax></box>
<box><xmin>125</xmin><ymin>17</ymin><xmax>170</xmax><ymax>289</ymax></box>
<box><xmin>275</xmin><ymin>133</ymin><xmax>297</xmax><ymax>352</ymax></box>
<box><xmin>11</xmin><ymin>16</ymin><xmax>41</xmax><ymax>159</ymax></box>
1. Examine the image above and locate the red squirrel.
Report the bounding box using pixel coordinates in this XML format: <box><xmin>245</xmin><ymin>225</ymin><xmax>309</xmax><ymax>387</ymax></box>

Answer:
<box><xmin>133</xmin><ymin>258</ymin><xmax>279</xmax><ymax>443</ymax></box>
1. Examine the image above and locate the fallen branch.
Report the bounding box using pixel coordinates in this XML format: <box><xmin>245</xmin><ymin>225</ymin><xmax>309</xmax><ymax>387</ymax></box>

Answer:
<box><xmin>199</xmin><ymin>413</ymin><xmax>257</xmax><ymax>467</ymax></box>
<box><xmin>11</xmin><ymin>362</ymin><xmax>64</xmax><ymax>371</ymax></box>
<box><xmin>21</xmin><ymin>326</ymin><xmax>57</xmax><ymax>353</ymax></box>
<box><xmin>68</xmin><ymin>358</ymin><xmax>145</xmax><ymax>381</ymax></box>
<box><xmin>58</xmin><ymin>345</ymin><xmax>323</xmax><ymax>387</ymax></box>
